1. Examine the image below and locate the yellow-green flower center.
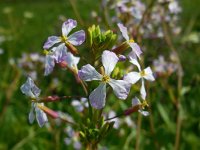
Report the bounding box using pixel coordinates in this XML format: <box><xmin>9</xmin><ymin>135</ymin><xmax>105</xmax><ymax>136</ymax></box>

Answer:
<box><xmin>141</xmin><ymin>100</ymin><xmax>148</xmax><ymax>109</ymax></box>
<box><xmin>43</xmin><ymin>49</ymin><xmax>50</xmax><ymax>55</ymax></box>
<box><xmin>129</xmin><ymin>39</ymin><xmax>135</xmax><ymax>43</ymax></box>
<box><xmin>140</xmin><ymin>70</ymin><xmax>146</xmax><ymax>77</ymax></box>
<box><xmin>102</xmin><ymin>75</ymin><xmax>110</xmax><ymax>83</ymax></box>
<box><xmin>61</xmin><ymin>35</ymin><xmax>68</xmax><ymax>42</ymax></box>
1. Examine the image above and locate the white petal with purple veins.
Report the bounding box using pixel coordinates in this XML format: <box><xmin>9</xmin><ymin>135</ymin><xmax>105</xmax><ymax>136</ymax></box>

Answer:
<box><xmin>129</xmin><ymin>42</ymin><xmax>142</xmax><ymax>59</ymax></box>
<box><xmin>140</xmin><ymin>79</ymin><xmax>146</xmax><ymax>100</ymax></box>
<box><xmin>89</xmin><ymin>83</ymin><xmax>106</xmax><ymax>109</ymax></box>
<box><xmin>108</xmin><ymin>79</ymin><xmax>131</xmax><ymax>99</ymax></box>
<box><xmin>35</xmin><ymin>104</ymin><xmax>48</xmax><ymax>127</ymax></box>
<box><xmin>128</xmin><ymin>52</ymin><xmax>141</xmax><ymax>71</ymax></box>
<box><xmin>64</xmin><ymin>52</ymin><xmax>80</xmax><ymax>69</ymax></box>
<box><xmin>132</xmin><ymin>97</ymin><xmax>141</xmax><ymax>107</ymax></box>
<box><xmin>78</xmin><ymin>64</ymin><xmax>102</xmax><ymax>81</ymax></box>
<box><xmin>20</xmin><ymin>77</ymin><xmax>41</xmax><ymax>98</ymax></box>
<box><xmin>54</xmin><ymin>44</ymin><xmax>67</xmax><ymax>63</ymax></box>
<box><xmin>44</xmin><ymin>55</ymin><xmax>55</xmax><ymax>76</ymax></box>
<box><xmin>124</xmin><ymin>72</ymin><xmax>141</xmax><ymax>84</ymax></box>
<box><xmin>68</xmin><ymin>30</ymin><xmax>85</xmax><ymax>46</ymax></box>
<box><xmin>62</xmin><ymin>19</ymin><xmax>77</xmax><ymax>37</ymax></box>
<box><xmin>102</xmin><ymin>50</ymin><xmax>119</xmax><ymax>75</ymax></box>
<box><xmin>43</xmin><ymin>36</ymin><xmax>61</xmax><ymax>49</ymax></box>
<box><xmin>143</xmin><ymin>67</ymin><xmax>155</xmax><ymax>81</ymax></box>
<box><xmin>117</xmin><ymin>23</ymin><xmax>129</xmax><ymax>41</ymax></box>
<box><xmin>139</xmin><ymin>110</ymin><xmax>149</xmax><ymax>116</ymax></box>
<box><xmin>29</xmin><ymin>103</ymin><xmax>35</xmax><ymax>124</ymax></box>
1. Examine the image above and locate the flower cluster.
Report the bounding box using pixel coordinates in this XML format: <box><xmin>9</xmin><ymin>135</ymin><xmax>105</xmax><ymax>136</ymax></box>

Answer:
<box><xmin>102</xmin><ymin>0</ymin><xmax>182</xmax><ymax>39</ymax></box>
<box><xmin>20</xmin><ymin>18</ymin><xmax>155</xmax><ymax>148</ymax></box>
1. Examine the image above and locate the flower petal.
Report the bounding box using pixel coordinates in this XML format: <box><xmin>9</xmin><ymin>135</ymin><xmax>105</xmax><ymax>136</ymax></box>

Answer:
<box><xmin>144</xmin><ymin>67</ymin><xmax>155</xmax><ymax>81</ymax></box>
<box><xmin>43</xmin><ymin>36</ymin><xmax>61</xmax><ymax>49</ymax></box>
<box><xmin>35</xmin><ymin>104</ymin><xmax>48</xmax><ymax>127</ymax></box>
<box><xmin>54</xmin><ymin>44</ymin><xmax>67</xmax><ymax>63</ymax></box>
<box><xmin>128</xmin><ymin>51</ymin><xmax>141</xmax><ymax>71</ymax></box>
<box><xmin>102</xmin><ymin>50</ymin><xmax>119</xmax><ymax>75</ymax></box>
<box><xmin>117</xmin><ymin>23</ymin><xmax>129</xmax><ymax>41</ymax></box>
<box><xmin>68</xmin><ymin>30</ymin><xmax>85</xmax><ymax>46</ymax></box>
<box><xmin>29</xmin><ymin>103</ymin><xmax>35</xmax><ymax>124</ymax></box>
<box><xmin>20</xmin><ymin>77</ymin><xmax>41</xmax><ymax>98</ymax></box>
<box><xmin>78</xmin><ymin>64</ymin><xmax>102</xmax><ymax>81</ymax></box>
<box><xmin>132</xmin><ymin>97</ymin><xmax>141</xmax><ymax>107</ymax></box>
<box><xmin>124</xmin><ymin>72</ymin><xmax>141</xmax><ymax>84</ymax></box>
<box><xmin>89</xmin><ymin>83</ymin><xmax>106</xmax><ymax>109</ymax></box>
<box><xmin>72</xmin><ymin>100</ymin><xmax>84</xmax><ymax>112</ymax></box>
<box><xmin>138</xmin><ymin>110</ymin><xmax>149</xmax><ymax>116</ymax></box>
<box><xmin>129</xmin><ymin>42</ymin><xmax>142</xmax><ymax>58</ymax></box>
<box><xmin>62</xmin><ymin>19</ymin><xmax>77</xmax><ymax>37</ymax></box>
<box><xmin>108</xmin><ymin>79</ymin><xmax>131</xmax><ymax>99</ymax></box>
<box><xmin>44</xmin><ymin>55</ymin><xmax>55</xmax><ymax>76</ymax></box>
<box><xmin>140</xmin><ymin>79</ymin><xmax>146</xmax><ymax>100</ymax></box>
<box><xmin>64</xmin><ymin>52</ymin><xmax>80</xmax><ymax>69</ymax></box>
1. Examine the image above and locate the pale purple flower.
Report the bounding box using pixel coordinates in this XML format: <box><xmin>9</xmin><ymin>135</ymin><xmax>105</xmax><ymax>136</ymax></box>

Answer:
<box><xmin>20</xmin><ymin>77</ymin><xmax>48</xmax><ymax>127</ymax></box>
<box><xmin>43</xmin><ymin>19</ymin><xmax>85</xmax><ymax>49</ymax></box>
<box><xmin>168</xmin><ymin>1</ymin><xmax>181</xmax><ymax>14</ymax></box>
<box><xmin>71</xmin><ymin>97</ymin><xmax>88</xmax><ymax>112</ymax></box>
<box><xmin>124</xmin><ymin>52</ymin><xmax>155</xmax><ymax>99</ymax></box>
<box><xmin>78</xmin><ymin>50</ymin><xmax>131</xmax><ymax>109</ymax></box>
<box><xmin>117</xmin><ymin>23</ymin><xmax>142</xmax><ymax>58</ymax></box>
<box><xmin>132</xmin><ymin>97</ymin><xmax>149</xmax><ymax>116</ymax></box>
<box><xmin>153</xmin><ymin>55</ymin><xmax>178</xmax><ymax>75</ymax></box>
<box><xmin>64</xmin><ymin>126</ymin><xmax>82</xmax><ymax>149</ymax></box>
<box><xmin>44</xmin><ymin>43</ymin><xmax>67</xmax><ymax>76</ymax></box>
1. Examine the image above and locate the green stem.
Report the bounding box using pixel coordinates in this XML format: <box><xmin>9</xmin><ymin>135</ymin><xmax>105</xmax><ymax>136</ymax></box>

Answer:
<box><xmin>135</xmin><ymin>113</ymin><xmax>142</xmax><ymax>150</ymax></box>
<box><xmin>68</xmin><ymin>0</ymin><xmax>84</xmax><ymax>26</ymax></box>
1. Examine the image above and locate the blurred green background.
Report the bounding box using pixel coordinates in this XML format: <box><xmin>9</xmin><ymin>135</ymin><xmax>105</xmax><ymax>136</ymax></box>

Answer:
<box><xmin>0</xmin><ymin>0</ymin><xmax>200</xmax><ymax>149</ymax></box>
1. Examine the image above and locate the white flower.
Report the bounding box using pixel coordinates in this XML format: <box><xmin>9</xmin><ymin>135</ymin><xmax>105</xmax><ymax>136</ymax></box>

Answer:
<box><xmin>132</xmin><ymin>97</ymin><xmax>149</xmax><ymax>116</ymax></box>
<box><xmin>124</xmin><ymin>52</ymin><xmax>155</xmax><ymax>99</ymax></box>
<box><xmin>78</xmin><ymin>50</ymin><xmax>131</xmax><ymax>109</ymax></box>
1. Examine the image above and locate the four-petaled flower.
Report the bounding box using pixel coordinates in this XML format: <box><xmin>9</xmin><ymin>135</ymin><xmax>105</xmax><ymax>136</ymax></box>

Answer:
<box><xmin>20</xmin><ymin>77</ymin><xmax>48</xmax><ymax>127</ymax></box>
<box><xmin>124</xmin><ymin>52</ymin><xmax>155</xmax><ymax>99</ymax></box>
<box><xmin>132</xmin><ymin>97</ymin><xmax>149</xmax><ymax>116</ymax></box>
<box><xmin>117</xmin><ymin>23</ymin><xmax>142</xmax><ymax>58</ymax></box>
<box><xmin>78</xmin><ymin>50</ymin><xmax>131</xmax><ymax>109</ymax></box>
<box><xmin>43</xmin><ymin>19</ymin><xmax>85</xmax><ymax>50</ymax></box>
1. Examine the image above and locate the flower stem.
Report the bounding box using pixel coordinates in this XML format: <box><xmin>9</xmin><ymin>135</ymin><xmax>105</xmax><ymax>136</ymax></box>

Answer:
<box><xmin>135</xmin><ymin>113</ymin><xmax>142</xmax><ymax>150</ymax></box>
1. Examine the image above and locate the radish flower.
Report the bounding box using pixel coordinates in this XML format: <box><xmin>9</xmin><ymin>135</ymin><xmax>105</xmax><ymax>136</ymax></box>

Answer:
<box><xmin>43</xmin><ymin>19</ymin><xmax>85</xmax><ymax>49</ymax></box>
<box><xmin>117</xmin><ymin>23</ymin><xmax>142</xmax><ymax>58</ymax></box>
<box><xmin>78</xmin><ymin>50</ymin><xmax>131</xmax><ymax>109</ymax></box>
<box><xmin>124</xmin><ymin>52</ymin><xmax>155</xmax><ymax>99</ymax></box>
<box><xmin>20</xmin><ymin>77</ymin><xmax>48</xmax><ymax>127</ymax></box>
<box><xmin>132</xmin><ymin>97</ymin><xmax>149</xmax><ymax>116</ymax></box>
